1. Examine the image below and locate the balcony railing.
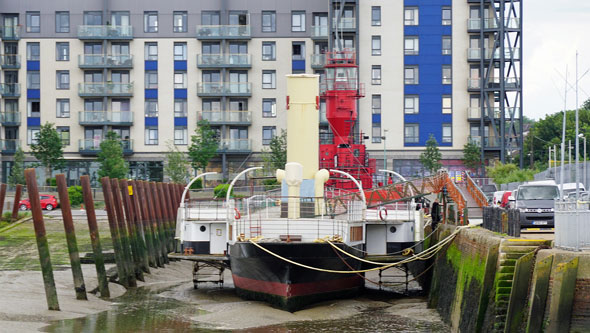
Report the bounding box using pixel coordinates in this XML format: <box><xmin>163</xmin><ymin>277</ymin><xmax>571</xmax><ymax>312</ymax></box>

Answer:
<box><xmin>78</xmin><ymin>54</ymin><xmax>133</xmax><ymax>68</ymax></box>
<box><xmin>311</xmin><ymin>54</ymin><xmax>326</xmax><ymax>69</ymax></box>
<box><xmin>332</xmin><ymin>17</ymin><xmax>356</xmax><ymax>30</ymax></box>
<box><xmin>78</xmin><ymin>111</ymin><xmax>134</xmax><ymax>125</ymax></box>
<box><xmin>197</xmin><ymin>82</ymin><xmax>252</xmax><ymax>97</ymax></box>
<box><xmin>0</xmin><ymin>54</ymin><xmax>20</xmax><ymax>69</ymax></box>
<box><xmin>468</xmin><ymin>107</ymin><xmax>503</xmax><ymax>119</ymax></box>
<box><xmin>0</xmin><ymin>112</ymin><xmax>21</xmax><ymax>126</ymax></box>
<box><xmin>2</xmin><ymin>25</ymin><xmax>21</xmax><ymax>40</ymax></box>
<box><xmin>468</xmin><ymin>48</ymin><xmax>520</xmax><ymax>61</ymax></box>
<box><xmin>218</xmin><ymin>139</ymin><xmax>251</xmax><ymax>153</ymax></box>
<box><xmin>79</xmin><ymin>139</ymin><xmax>133</xmax><ymax>155</ymax></box>
<box><xmin>0</xmin><ymin>139</ymin><xmax>19</xmax><ymax>154</ymax></box>
<box><xmin>78</xmin><ymin>82</ymin><xmax>134</xmax><ymax>97</ymax></box>
<box><xmin>0</xmin><ymin>83</ymin><xmax>20</xmax><ymax>97</ymax></box>
<box><xmin>77</xmin><ymin>25</ymin><xmax>133</xmax><ymax>39</ymax></box>
<box><xmin>196</xmin><ymin>25</ymin><xmax>251</xmax><ymax>39</ymax></box>
<box><xmin>470</xmin><ymin>136</ymin><xmax>501</xmax><ymax>148</ymax></box>
<box><xmin>196</xmin><ymin>54</ymin><xmax>251</xmax><ymax>68</ymax></box>
<box><xmin>467</xmin><ymin>18</ymin><xmax>499</xmax><ymax>30</ymax></box>
<box><xmin>311</xmin><ymin>25</ymin><xmax>329</xmax><ymax>39</ymax></box>
<box><xmin>197</xmin><ymin>111</ymin><xmax>252</xmax><ymax>125</ymax></box>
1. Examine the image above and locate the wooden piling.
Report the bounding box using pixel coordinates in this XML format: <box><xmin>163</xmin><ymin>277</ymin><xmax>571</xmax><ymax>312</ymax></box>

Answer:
<box><xmin>110</xmin><ymin>178</ymin><xmax>137</xmax><ymax>287</ymax></box>
<box><xmin>164</xmin><ymin>183</ymin><xmax>178</xmax><ymax>252</ymax></box>
<box><xmin>55</xmin><ymin>174</ymin><xmax>87</xmax><ymax>300</ymax></box>
<box><xmin>143</xmin><ymin>181</ymin><xmax>165</xmax><ymax>266</ymax></box>
<box><xmin>129</xmin><ymin>180</ymin><xmax>150</xmax><ymax>272</ymax></box>
<box><xmin>0</xmin><ymin>183</ymin><xmax>7</xmax><ymax>216</ymax></box>
<box><xmin>157</xmin><ymin>183</ymin><xmax>173</xmax><ymax>252</ymax></box>
<box><xmin>80</xmin><ymin>175</ymin><xmax>109</xmax><ymax>298</ymax></box>
<box><xmin>118</xmin><ymin>179</ymin><xmax>146</xmax><ymax>280</ymax></box>
<box><xmin>101</xmin><ymin>177</ymin><xmax>130</xmax><ymax>288</ymax></box>
<box><xmin>12</xmin><ymin>184</ymin><xmax>22</xmax><ymax>221</ymax></box>
<box><xmin>136</xmin><ymin>181</ymin><xmax>161</xmax><ymax>267</ymax></box>
<box><xmin>25</xmin><ymin>168</ymin><xmax>59</xmax><ymax>311</ymax></box>
<box><xmin>150</xmin><ymin>182</ymin><xmax>169</xmax><ymax>263</ymax></box>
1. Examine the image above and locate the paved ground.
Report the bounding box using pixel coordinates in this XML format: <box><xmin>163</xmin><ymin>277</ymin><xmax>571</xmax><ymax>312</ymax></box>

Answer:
<box><xmin>520</xmin><ymin>230</ymin><xmax>555</xmax><ymax>241</ymax></box>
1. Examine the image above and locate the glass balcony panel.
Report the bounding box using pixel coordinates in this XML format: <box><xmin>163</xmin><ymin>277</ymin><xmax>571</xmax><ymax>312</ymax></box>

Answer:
<box><xmin>0</xmin><ymin>83</ymin><xmax>21</xmax><ymax>97</ymax></box>
<box><xmin>79</xmin><ymin>139</ymin><xmax>133</xmax><ymax>154</ymax></box>
<box><xmin>79</xmin><ymin>111</ymin><xmax>133</xmax><ymax>125</ymax></box>
<box><xmin>78</xmin><ymin>82</ymin><xmax>134</xmax><ymax>96</ymax></box>
<box><xmin>0</xmin><ymin>54</ymin><xmax>20</xmax><ymax>68</ymax></box>
<box><xmin>2</xmin><ymin>25</ymin><xmax>21</xmax><ymax>40</ymax></box>
<box><xmin>197</xmin><ymin>82</ymin><xmax>251</xmax><ymax>96</ymax></box>
<box><xmin>196</xmin><ymin>25</ymin><xmax>251</xmax><ymax>39</ymax></box>
<box><xmin>468</xmin><ymin>107</ymin><xmax>481</xmax><ymax>119</ymax></box>
<box><xmin>467</xmin><ymin>79</ymin><xmax>480</xmax><ymax>89</ymax></box>
<box><xmin>1</xmin><ymin>139</ymin><xmax>19</xmax><ymax>153</ymax></box>
<box><xmin>197</xmin><ymin>54</ymin><xmax>250</xmax><ymax>67</ymax></box>
<box><xmin>332</xmin><ymin>18</ymin><xmax>356</xmax><ymax>30</ymax></box>
<box><xmin>77</xmin><ymin>25</ymin><xmax>133</xmax><ymax>39</ymax></box>
<box><xmin>311</xmin><ymin>25</ymin><xmax>329</xmax><ymax>38</ymax></box>
<box><xmin>79</xmin><ymin>54</ymin><xmax>133</xmax><ymax>68</ymax></box>
<box><xmin>311</xmin><ymin>54</ymin><xmax>326</xmax><ymax>68</ymax></box>
<box><xmin>0</xmin><ymin>112</ymin><xmax>20</xmax><ymax>125</ymax></box>
<box><xmin>198</xmin><ymin>111</ymin><xmax>252</xmax><ymax>124</ymax></box>
<box><xmin>467</xmin><ymin>19</ymin><xmax>481</xmax><ymax>30</ymax></box>
<box><xmin>218</xmin><ymin>139</ymin><xmax>251</xmax><ymax>152</ymax></box>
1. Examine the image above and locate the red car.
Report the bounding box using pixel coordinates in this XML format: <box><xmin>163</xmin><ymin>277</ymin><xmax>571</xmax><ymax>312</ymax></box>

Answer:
<box><xmin>19</xmin><ymin>195</ymin><xmax>59</xmax><ymax>211</ymax></box>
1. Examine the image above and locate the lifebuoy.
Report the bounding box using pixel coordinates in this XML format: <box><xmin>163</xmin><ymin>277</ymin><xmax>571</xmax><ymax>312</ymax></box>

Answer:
<box><xmin>234</xmin><ymin>208</ymin><xmax>241</xmax><ymax>220</ymax></box>
<box><xmin>378</xmin><ymin>207</ymin><xmax>388</xmax><ymax>221</ymax></box>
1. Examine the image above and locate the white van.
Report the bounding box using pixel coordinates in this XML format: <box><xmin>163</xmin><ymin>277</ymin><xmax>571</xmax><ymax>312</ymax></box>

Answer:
<box><xmin>492</xmin><ymin>191</ymin><xmax>506</xmax><ymax>207</ymax></box>
<box><xmin>560</xmin><ymin>182</ymin><xmax>586</xmax><ymax>198</ymax></box>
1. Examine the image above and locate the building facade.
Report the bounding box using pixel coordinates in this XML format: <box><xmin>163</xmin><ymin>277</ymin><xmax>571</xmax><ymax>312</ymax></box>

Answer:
<box><xmin>0</xmin><ymin>0</ymin><xmax>522</xmax><ymax>185</ymax></box>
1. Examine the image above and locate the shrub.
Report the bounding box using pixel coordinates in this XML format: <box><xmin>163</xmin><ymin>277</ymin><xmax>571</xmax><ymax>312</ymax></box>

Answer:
<box><xmin>190</xmin><ymin>178</ymin><xmax>203</xmax><ymax>189</ymax></box>
<box><xmin>213</xmin><ymin>184</ymin><xmax>232</xmax><ymax>198</ymax></box>
<box><xmin>68</xmin><ymin>186</ymin><xmax>84</xmax><ymax>206</ymax></box>
<box><xmin>263</xmin><ymin>179</ymin><xmax>279</xmax><ymax>191</ymax></box>
<box><xmin>46</xmin><ymin>178</ymin><xmax>57</xmax><ymax>186</ymax></box>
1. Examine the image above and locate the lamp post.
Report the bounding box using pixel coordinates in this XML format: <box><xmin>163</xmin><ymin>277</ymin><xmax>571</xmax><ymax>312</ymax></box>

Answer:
<box><xmin>381</xmin><ymin>129</ymin><xmax>388</xmax><ymax>182</ymax></box>
<box><xmin>580</xmin><ymin>133</ymin><xmax>587</xmax><ymax>190</ymax></box>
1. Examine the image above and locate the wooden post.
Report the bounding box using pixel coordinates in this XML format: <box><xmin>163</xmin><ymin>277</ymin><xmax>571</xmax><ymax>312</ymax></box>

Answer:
<box><xmin>136</xmin><ymin>181</ymin><xmax>161</xmax><ymax>267</ymax></box>
<box><xmin>129</xmin><ymin>180</ymin><xmax>150</xmax><ymax>272</ymax></box>
<box><xmin>164</xmin><ymin>183</ymin><xmax>178</xmax><ymax>252</ymax></box>
<box><xmin>55</xmin><ymin>174</ymin><xmax>87</xmax><ymax>300</ymax></box>
<box><xmin>25</xmin><ymin>168</ymin><xmax>59</xmax><ymax>310</ymax></box>
<box><xmin>101</xmin><ymin>177</ymin><xmax>130</xmax><ymax>288</ymax></box>
<box><xmin>157</xmin><ymin>183</ymin><xmax>173</xmax><ymax>252</ymax></box>
<box><xmin>143</xmin><ymin>181</ymin><xmax>165</xmax><ymax>266</ymax></box>
<box><xmin>0</xmin><ymin>183</ymin><xmax>7</xmax><ymax>216</ymax></box>
<box><xmin>150</xmin><ymin>182</ymin><xmax>169</xmax><ymax>263</ymax></box>
<box><xmin>118</xmin><ymin>179</ymin><xmax>145</xmax><ymax>280</ymax></box>
<box><xmin>110</xmin><ymin>179</ymin><xmax>137</xmax><ymax>287</ymax></box>
<box><xmin>12</xmin><ymin>184</ymin><xmax>22</xmax><ymax>221</ymax></box>
<box><xmin>80</xmin><ymin>175</ymin><xmax>109</xmax><ymax>298</ymax></box>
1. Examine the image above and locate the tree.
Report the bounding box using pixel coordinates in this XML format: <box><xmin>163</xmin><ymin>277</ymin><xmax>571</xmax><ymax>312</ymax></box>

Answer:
<box><xmin>30</xmin><ymin>122</ymin><xmax>65</xmax><ymax>180</ymax></box>
<box><xmin>97</xmin><ymin>131</ymin><xmax>129</xmax><ymax>180</ymax></box>
<box><xmin>164</xmin><ymin>143</ymin><xmax>190</xmax><ymax>183</ymax></box>
<box><xmin>261</xmin><ymin>129</ymin><xmax>287</xmax><ymax>172</ymax></box>
<box><xmin>8</xmin><ymin>147</ymin><xmax>25</xmax><ymax>186</ymax></box>
<box><xmin>188</xmin><ymin>120</ymin><xmax>218</xmax><ymax>174</ymax></box>
<box><xmin>419</xmin><ymin>134</ymin><xmax>442</xmax><ymax>174</ymax></box>
<box><xmin>486</xmin><ymin>162</ymin><xmax>535</xmax><ymax>184</ymax></box>
<box><xmin>462</xmin><ymin>141</ymin><xmax>481</xmax><ymax>170</ymax></box>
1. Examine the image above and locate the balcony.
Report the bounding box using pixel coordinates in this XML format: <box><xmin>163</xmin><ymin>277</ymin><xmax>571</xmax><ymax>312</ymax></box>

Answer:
<box><xmin>79</xmin><ymin>139</ymin><xmax>133</xmax><ymax>156</ymax></box>
<box><xmin>0</xmin><ymin>112</ymin><xmax>21</xmax><ymax>126</ymax></box>
<box><xmin>78</xmin><ymin>54</ymin><xmax>133</xmax><ymax>68</ymax></box>
<box><xmin>467</xmin><ymin>48</ymin><xmax>520</xmax><ymax>61</ymax></box>
<box><xmin>0</xmin><ymin>139</ymin><xmax>19</xmax><ymax>154</ymax></box>
<box><xmin>78</xmin><ymin>111</ymin><xmax>134</xmax><ymax>126</ymax></box>
<box><xmin>78</xmin><ymin>82</ymin><xmax>134</xmax><ymax>97</ymax></box>
<box><xmin>77</xmin><ymin>25</ymin><xmax>133</xmax><ymax>40</ymax></box>
<box><xmin>332</xmin><ymin>17</ymin><xmax>356</xmax><ymax>30</ymax></box>
<box><xmin>467</xmin><ymin>107</ymin><xmax>501</xmax><ymax>120</ymax></box>
<box><xmin>2</xmin><ymin>25</ymin><xmax>20</xmax><ymax>40</ymax></box>
<box><xmin>467</xmin><ymin>18</ymin><xmax>500</xmax><ymax>31</ymax></box>
<box><xmin>469</xmin><ymin>136</ymin><xmax>501</xmax><ymax>149</ymax></box>
<box><xmin>197</xmin><ymin>82</ymin><xmax>251</xmax><ymax>97</ymax></box>
<box><xmin>0</xmin><ymin>55</ymin><xmax>20</xmax><ymax>69</ymax></box>
<box><xmin>196</xmin><ymin>25</ymin><xmax>251</xmax><ymax>40</ymax></box>
<box><xmin>218</xmin><ymin>139</ymin><xmax>251</xmax><ymax>154</ymax></box>
<box><xmin>0</xmin><ymin>83</ymin><xmax>20</xmax><ymax>97</ymax></box>
<box><xmin>196</xmin><ymin>54</ymin><xmax>251</xmax><ymax>68</ymax></box>
<box><xmin>197</xmin><ymin>111</ymin><xmax>252</xmax><ymax>125</ymax></box>
<box><xmin>311</xmin><ymin>25</ymin><xmax>329</xmax><ymax>39</ymax></box>
<box><xmin>311</xmin><ymin>54</ymin><xmax>326</xmax><ymax>69</ymax></box>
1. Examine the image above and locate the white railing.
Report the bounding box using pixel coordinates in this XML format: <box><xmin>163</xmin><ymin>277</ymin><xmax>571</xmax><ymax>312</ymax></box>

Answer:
<box><xmin>555</xmin><ymin>201</ymin><xmax>590</xmax><ymax>251</ymax></box>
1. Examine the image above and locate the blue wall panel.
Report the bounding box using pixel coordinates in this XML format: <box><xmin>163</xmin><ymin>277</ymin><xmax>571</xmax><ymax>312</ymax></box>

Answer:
<box><xmin>292</xmin><ymin>60</ymin><xmax>306</xmax><ymax>71</ymax></box>
<box><xmin>145</xmin><ymin>89</ymin><xmax>158</xmax><ymax>99</ymax></box>
<box><xmin>145</xmin><ymin>60</ymin><xmax>158</xmax><ymax>71</ymax></box>
<box><xmin>145</xmin><ymin>117</ymin><xmax>158</xmax><ymax>126</ymax></box>
<box><xmin>27</xmin><ymin>117</ymin><xmax>41</xmax><ymax>127</ymax></box>
<box><xmin>174</xmin><ymin>89</ymin><xmax>187</xmax><ymax>99</ymax></box>
<box><xmin>174</xmin><ymin>117</ymin><xmax>188</xmax><ymax>126</ymax></box>
<box><xmin>174</xmin><ymin>60</ymin><xmax>187</xmax><ymax>71</ymax></box>
<box><xmin>27</xmin><ymin>60</ymin><xmax>40</xmax><ymax>70</ymax></box>
<box><xmin>27</xmin><ymin>89</ymin><xmax>40</xmax><ymax>99</ymax></box>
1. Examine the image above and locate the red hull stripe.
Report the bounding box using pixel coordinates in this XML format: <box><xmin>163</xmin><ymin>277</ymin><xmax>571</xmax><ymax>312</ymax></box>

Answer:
<box><xmin>232</xmin><ymin>274</ymin><xmax>363</xmax><ymax>297</ymax></box>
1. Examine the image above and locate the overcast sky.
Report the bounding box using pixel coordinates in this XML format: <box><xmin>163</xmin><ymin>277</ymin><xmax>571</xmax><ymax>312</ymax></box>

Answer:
<box><xmin>525</xmin><ymin>0</ymin><xmax>590</xmax><ymax>119</ymax></box>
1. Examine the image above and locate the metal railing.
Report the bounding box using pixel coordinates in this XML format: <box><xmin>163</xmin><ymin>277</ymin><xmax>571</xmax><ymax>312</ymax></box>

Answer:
<box><xmin>197</xmin><ymin>54</ymin><xmax>251</xmax><ymax>67</ymax></box>
<box><xmin>197</xmin><ymin>111</ymin><xmax>252</xmax><ymax>124</ymax></box>
<box><xmin>78</xmin><ymin>111</ymin><xmax>134</xmax><ymax>125</ymax></box>
<box><xmin>196</xmin><ymin>25</ymin><xmax>251</xmax><ymax>39</ymax></box>
<box><xmin>465</xmin><ymin>172</ymin><xmax>489</xmax><ymax>208</ymax></box>
<box><xmin>555</xmin><ymin>201</ymin><xmax>590</xmax><ymax>251</ymax></box>
<box><xmin>77</xmin><ymin>25</ymin><xmax>133</xmax><ymax>39</ymax></box>
<box><xmin>78</xmin><ymin>54</ymin><xmax>133</xmax><ymax>68</ymax></box>
<box><xmin>482</xmin><ymin>207</ymin><xmax>520</xmax><ymax>237</ymax></box>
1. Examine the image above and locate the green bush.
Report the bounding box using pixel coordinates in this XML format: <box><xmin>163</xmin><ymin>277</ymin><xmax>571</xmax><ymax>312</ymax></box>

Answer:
<box><xmin>213</xmin><ymin>184</ymin><xmax>233</xmax><ymax>198</ymax></box>
<box><xmin>263</xmin><ymin>179</ymin><xmax>279</xmax><ymax>191</ymax></box>
<box><xmin>46</xmin><ymin>178</ymin><xmax>57</xmax><ymax>186</ymax></box>
<box><xmin>190</xmin><ymin>178</ymin><xmax>203</xmax><ymax>189</ymax></box>
<box><xmin>68</xmin><ymin>186</ymin><xmax>84</xmax><ymax>206</ymax></box>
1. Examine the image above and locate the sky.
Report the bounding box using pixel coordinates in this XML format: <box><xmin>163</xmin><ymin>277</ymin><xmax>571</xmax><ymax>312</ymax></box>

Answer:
<box><xmin>525</xmin><ymin>0</ymin><xmax>590</xmax><ymax>120</ymax></box>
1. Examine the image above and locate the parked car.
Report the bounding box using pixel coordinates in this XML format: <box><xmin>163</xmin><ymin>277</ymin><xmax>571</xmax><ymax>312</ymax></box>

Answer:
<box><xmin>481</xmin><ymin>184</ymin><xmax>498</xmax><ymax>203</ymax></box>
<box><xmin>19</xmin><ymin>195</ymin><xmax>59</xmax><ymax>211</ymax></box>
<box><xmin>500</xmin><ymin>191</ymin><xmax>512</xmax><ymax>208</ymax></box>
<box><xmin>513</xmin><ymin>183</ymin><xmax>560</xmax><ymax>228</ymax></box>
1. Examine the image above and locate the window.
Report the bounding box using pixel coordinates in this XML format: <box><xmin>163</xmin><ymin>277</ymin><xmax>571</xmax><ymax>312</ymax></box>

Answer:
<box><xmin>27</xmin><ymin>42</ymin><xmax>40</xmax><ymax>61</ymax></box>
<box><xmin>145</xmin><ymin>42</ymin><xmax>157</xmax><ymax>60</ymax></box>
<box><xmin>263</xmin><ymin>99</ymin><xmax>276</xmax><ymax>118</ymax></box>
<box><xmin>28</xmin><ymin>99</ymin><xmax>40</xmax><ymax>117</ymax></box>
<box><xmin>174</xmin><ymin>127</ymin><xmax>188</xmax><ymax>145</ymax></box>
<box><xmin>112</xmin><ymin>99</ymin><xmax>130</xmax><ymax>112</ymax></box>
<box><xmin>262</xmin><ymin>42</ymin><xmax>276</xmax><ymax>61</ymax></box>
<box><xmin>201</xmin><ymin>11</ymin><xmax>220</xmax><ymax>25</ymax></box>
<box><xmin>26</xmin><ymin>12</ymin><xmax>40</xmax><ymax>33</ymax></box>
<box><xmin>442</xmin><ymin>124</ymin><xmax>452</xmax><ymax>143</ymax></box>
<box><xmin>56</xmin><ymin>99</ymin><xmax>70</xmax><ymax>118</ymax></box>
<box><xmin>372</xmin><ymin>123</ymin><xmax>381</xmax><ymax>143</ymax></box>
<box><xmin>404</xmin><ymin>7</ymin><xmax>419</xmax><ymax>26</ymax></box>
<box><xmin>442</xmin><ymin>65</ymin><xmax>452</xmax><ymax>84</ymax></box>
<box><xmin>372</xmin><ymin>36</ymin><xmax>381</xmax><ymax>56</ymax></box>
<box><xmin>371</xmin><ymin>6</ymin><xmax>381</xmax><ymax>26</ymax></box>
<box><xmin>262</xmin><ymin>70</ymin><xmax>276</xmax><ymax>89</ymax></box>
<box><xmin>57</xmin><ymin>127</ymin><xmax>70</xmax><ymax>146</ymax></box>
<box><xmin>404</xmin><ymin>66</ymin><xmax>419</xmax><ymax>84</ymax></box>
<box><xmin>173</xmin><ymin>11</ymin><xmax>187</xmax><ymax>32</ymax></box>
<box><xmin>174</xmin><ymin>42</ymin><xmax>187</xmax><ymax>60</ymax></box>
<box><xmin>405</xmin><ymin>36</ymin><xmax>419</xmax><ymax>55</ymax></box>
<box><xmin>404</xmin><ymin>124</ymin><xmax>419</xmax><ymax>144</ymax></box>
<box><xmin>28</xmin><ymin>128</ymin><xmax>40</xmax><ymax>145</ymax></box>
<box><xmin>262</xmin><ymin>11</ymin><xmax>276</xmax><ymax>32</ymax></box>
<box><xmin>145</xmin><ymin>99</ymin><xmax>158</xmax><ymax>117</ymax></box>
<box><xmin>144</xmin><ymin>11</ymin><xmax>158</xmax><ymax>33</ymax></box>
<box><xmin>174</xmin><ymin>100</ymin><xmax>187</xmax><ymax>117</ymax></box>
<box><xmin>292</xmin><ymin>11</ymin><xmax>306</xmax><ymax>32</ymax></box>
<box><xmin>145</xmin><ymin>71</ymin><xmax>158</xmax><ymax>89</ymax></box>
<box><xmin>56</xmin><ymin>42</ymin><xmax>69</xmax><ymax>61</ymax></box>
<box><xmin>111</xmin><ymin>11</ymin><xmax>130</xmax><ymax>26</ymax></box>
<box><xmin>145</xmin><ymin>127</ymin><xmax>158</xmax><ymax>145</ymax></box>
<box><xmin>442</xmin><ymin>7</ymin><xmax>452</xmax><ymax>25</ymax></box>
<box><xmin>55</xmin><ymin>11</ymin><xmax>69</xmax><ymax>33</ymax></box>
<box><xmin>442</xmin><ymin>36</ymin><xmax>452</xmax><ymax>55</ymax></box>
<box><xmin>83</xmin><ymin>11</ymin><xmax>102</xmax><ymax>25</ymax></box>
<box><xmin>27</xmin><ymin>71</ymin><xmax>40</xmax><ymax>89</ymax></box>
<box><xmin>372</xmin><ymin>95</ymin><xmax>381</xmax><ymax>114</ymax></box>
<box><xmin>371</xmin><ymin>65</ymin><xmax>381</xmax><ymax>85</ymax></box>
<box><xmin>404</xmin><ymin>95</ymin><xmax>419</xmax><ymax>114</ymax></box>
<box><xmin>174</xmin><ymin>72</ymin><xmax>187</xmax><ymax>88</ymax></box>
<box><xmin>292</xmin><ymin>42</ymin><xmax>305</xmax><ymax>60</ymax></box>
<box><xmin>442</xmin><ymin>95</ymin><xmax>452</xmax><ymax>114</ymax></box>
<box><xmin>56</xmin><ymin>71</ymin><xmax>70</xmax><ymax>89</ymax></box>
<box><xmin>262</xmin><ymin>126</ymin><xmax>276</xmax><ymax>145</ymax></box>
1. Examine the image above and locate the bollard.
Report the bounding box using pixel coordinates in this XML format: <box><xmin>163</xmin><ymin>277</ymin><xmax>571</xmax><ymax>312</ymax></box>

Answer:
<box><xmin>110</xmin><ymin>179</ymin><xmax>137</xmax><ymax>287</ymax></box>
<box><xmin>101</xmin><ymin>177</ymin><xmax>130</xmax><ymax>288</ymax></box>
<box><xmin>118</xmin><ymin>179</ymin><xmax>146</xmax><ymax>280</ymax></box>
<box><xmin>0</xmin><ymin>183</ymin><xmax>6</xmax><ymax>216</ymax></box>
<box><xmin>129</xmin><ymin>180</ymin><xmax>150</xmax><ymax>272</ymax></box>
<box><xmin>143</xmin><ymin>181</ymin><xmax>165</xmax><ymax>266</ymax></box>
<box><xmin>25</xmin><ymin>169</ymin><xmax>59</xmax><ymax>311</ymax></box>
<box><xmin>80</xmin><ymin>175</ymin><xmax>109</xmax><ymax>298</ymax></box>
<box><xmin>136</xmin><ymin>181</ymin><xmax>161</xmax><ymax>267</ymax></box>
<box><xmin>150</xmin><ymin>182</ymin><xmax>169</xmax><ymax>263</ymax></box>
<box><xmin>55</xmin><ymin>174</ymin><xmax>87</xmax><ymax>300</ymax></box>
<box><xmin>12</xmin><ymin>184</ymin><xmax>22</xmax><ymax>221</ymax></box>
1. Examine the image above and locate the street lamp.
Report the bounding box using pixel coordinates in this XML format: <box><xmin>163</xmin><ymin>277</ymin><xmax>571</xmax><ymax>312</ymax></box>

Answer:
<box><xmin>579</xmin><ymin>133</ymin><xmax>586</xmax><ymax>190</ymax></box>
<box><xmin>381</xmin><ymin>129</ymin><xmax>388</xmax><ymax>180</ymax></box>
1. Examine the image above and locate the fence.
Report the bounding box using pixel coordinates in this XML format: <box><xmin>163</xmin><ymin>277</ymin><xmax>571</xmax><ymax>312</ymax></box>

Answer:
<box><xmin>555</xmin><ymin>201</ymin><xmax>590</xmax><ymax>251</ymax></box>
<box><xmin>482</xmin><ymin>207</ymin><xmax>520</xmax><ymax>237</ymax></box>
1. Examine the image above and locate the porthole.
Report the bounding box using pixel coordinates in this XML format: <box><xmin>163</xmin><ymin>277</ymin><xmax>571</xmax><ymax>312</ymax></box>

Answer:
<box><xmin>200</xmin><ymin>225</ymin><xmax>206</xmax><ymax>232</ymax></box>
<box><xmin>389</xmin><ymin>226</ymin><xmax>397</xmax><ymax>233</ymax></box>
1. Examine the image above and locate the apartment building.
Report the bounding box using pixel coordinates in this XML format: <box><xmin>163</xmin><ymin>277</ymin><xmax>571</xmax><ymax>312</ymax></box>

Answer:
<box><xmin>0</xmin><ymin>0</ymin><xmax>522</xmax><ymax>185</ymax></box>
